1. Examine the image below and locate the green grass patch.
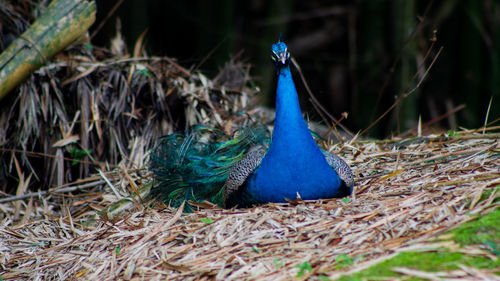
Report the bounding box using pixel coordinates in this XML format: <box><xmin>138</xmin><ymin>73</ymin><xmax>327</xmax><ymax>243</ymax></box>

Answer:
<box><xmin>451</xmin><ymin>206</ymin><xmax>500</xmax><ymax>246</ymax></box>
<box><xmin>335</xmin><ymin>254</ymin><xmax>354</xmax><ymax>270</ymax></box>
<box><xmin>295</xmin><ymin>261</ymin><xmax>312</xmax><ymax>277</ymax></box>
<box><xmin>336</xmin><ymin>206</ymin><xmax>500</xmax><ymax>280</ymax></box>
<box><xmin>337</xmin><ymin>250</ymin><xmax>499</xmax><ymax>281</ymax></box>
<box><xmin>200</xmin><ymin>218</ymin><xmax>213</xmax><ymax>224</ymax></box>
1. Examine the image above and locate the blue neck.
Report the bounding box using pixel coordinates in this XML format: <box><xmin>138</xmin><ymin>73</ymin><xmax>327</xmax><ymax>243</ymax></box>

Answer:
<box><xmin>269</xmin><ymin>66</ymin><xmax>318</xmax><ymax>154</ymax></box>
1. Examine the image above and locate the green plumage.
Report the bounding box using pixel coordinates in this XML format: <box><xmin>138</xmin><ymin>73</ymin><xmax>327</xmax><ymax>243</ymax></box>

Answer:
<box><xmin>149</xmin><ymin>125</ymin><xmax>270</xmax><ymax>208</ymax></box>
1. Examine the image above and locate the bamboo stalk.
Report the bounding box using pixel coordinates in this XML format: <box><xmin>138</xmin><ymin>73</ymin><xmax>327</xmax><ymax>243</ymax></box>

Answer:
<box><xmin>0</xmin><ymin>0</ymin><xmax>96</xmax><ymax>100</ymax></box>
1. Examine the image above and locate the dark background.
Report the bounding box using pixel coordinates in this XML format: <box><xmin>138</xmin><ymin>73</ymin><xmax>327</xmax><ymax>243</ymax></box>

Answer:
<box><xmin>92</xmin><ymin>0</ymin><xmax>500</xmax><ymax>138</ymax></box>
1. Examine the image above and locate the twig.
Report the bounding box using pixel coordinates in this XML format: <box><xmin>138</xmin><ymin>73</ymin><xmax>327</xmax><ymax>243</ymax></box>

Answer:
<box><xmin>256</xmin><ymin>6</ymin><xmax>347</xmax><ymax>26</ymax></box>
<box><xmin>90</xmin><ymin>0</ymin><xmax>124</xmax><ymax>40</ymax></box>
<box><xmin>369</xmin><ymin>0</ymin><xmax>436</xmax><ymax>123</ymax></box>
<box><xmin>360</xmin><ymin>46</ymin><xmax>443</xmax><ymax>137</ymax></box>
<box><xmin>0</xmin><ymin>180</ymin><xmax>105</xmax><ymax>203</ymax></box>
<box><xmin>291</xmin><ymin>57</ymin><xmax>354</xmax><ymax>138</ymax></box>
<box><xmin>482</xmin><ymin>97</ymin><xmax>493</xmax><ymax>134</ymax></box>
<box><xmin>50</xmin><ymin>56</ymin><xmax>192</xmax><ymax>77</ymax></box>
<box><xmin>193</xmin><ymin>37</ymin><xmax>227</xmax><ymax>73</ymax></box>
<box><xmin>353</xmin><ymin>132</ymin><xmax>500</xmax><ymax>145</ymax></box>
<box><xmin>99</xmin><ymin>170</ymin><xmax>122</xmax><ymax>199</ymax></box>
<box><xmin>0</xmin><ymin>148</ymin><xmax>111</xmax><ymax>167</ymax></box>
<box><xmin>396</xmin><ymin>104</ymin><xmax>466</xmax><ymax>138</ymax></box>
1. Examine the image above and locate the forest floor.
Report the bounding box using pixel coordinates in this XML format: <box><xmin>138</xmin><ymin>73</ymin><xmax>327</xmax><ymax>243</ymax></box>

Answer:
<box><xmin>1</xmin><ymin>131</ymin><xmax>499</xmax><ymax>280</ymax></box>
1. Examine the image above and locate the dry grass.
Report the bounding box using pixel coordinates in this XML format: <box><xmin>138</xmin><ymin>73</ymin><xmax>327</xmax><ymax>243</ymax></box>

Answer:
<box><xmin>0</xmin><ymin>37</ymin><xmax>259</xmax><ymax>192</ymax></box>
<box><xmin>0</xmin><ymin>130</ymin><xmax>498</xmax><ymax>280</ymax></box>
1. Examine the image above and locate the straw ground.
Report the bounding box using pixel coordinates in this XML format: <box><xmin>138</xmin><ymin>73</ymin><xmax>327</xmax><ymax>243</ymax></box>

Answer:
<box><xmin>1</xmin><ymin>129</ymin><xmax>498</xmax><ymax>280</ymax></box>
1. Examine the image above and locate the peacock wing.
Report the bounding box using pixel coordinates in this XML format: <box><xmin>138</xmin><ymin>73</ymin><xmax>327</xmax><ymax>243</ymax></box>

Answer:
<box><xmin>222</xmin><ymin>145</ymin><xmax>266</xmax><ymax>208</ymax></box>
<box><xmin>324</xmin><ymin>151</ymin><xmax>354</xmax><ymax>190</ymax></box>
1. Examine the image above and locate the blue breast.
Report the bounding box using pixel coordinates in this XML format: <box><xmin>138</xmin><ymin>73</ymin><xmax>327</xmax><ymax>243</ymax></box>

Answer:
<box><xmin>244</xmin><ymin>62</ymin><xmax>344</xmax><ymax>203</ymax></box>
<box><xmin>248</xmin><ymin>144</ymin><xmax>343</xmax><ymax>203</ymax></box>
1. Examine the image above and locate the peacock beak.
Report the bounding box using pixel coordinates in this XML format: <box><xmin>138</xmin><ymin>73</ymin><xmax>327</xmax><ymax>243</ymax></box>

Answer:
<box><xmin>278</xmin><ymin>52</ymin><xmax>287</xmax><ymax>64</ymax></box>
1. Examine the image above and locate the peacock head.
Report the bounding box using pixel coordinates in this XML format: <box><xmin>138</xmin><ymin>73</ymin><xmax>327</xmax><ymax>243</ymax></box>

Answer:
<box><xmin>271</xmin><ymin>38</ymin><xmax>291</xmax><ymax>67</ymax></box>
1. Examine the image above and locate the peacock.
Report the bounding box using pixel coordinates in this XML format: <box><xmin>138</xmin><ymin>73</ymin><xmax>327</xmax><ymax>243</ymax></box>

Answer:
<box><xmin>149</xmin><ymin>37</ymin><xmax>354</xmax><ymax>209</ymax></box>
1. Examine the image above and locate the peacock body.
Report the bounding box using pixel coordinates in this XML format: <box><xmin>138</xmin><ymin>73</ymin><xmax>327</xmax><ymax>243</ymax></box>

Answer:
<box><xmin>150</xmin><ymin>38</ymin><xmax>354</xmax><ymax>209</ymax></box>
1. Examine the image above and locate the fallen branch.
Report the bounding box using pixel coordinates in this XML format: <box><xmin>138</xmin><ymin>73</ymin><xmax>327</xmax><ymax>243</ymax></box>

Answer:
<box><xmin>0</xmin><ymin>0</ymin><xmax>96</xmax><ymax>100</ymax></box>
<box><xmin>0</xmin><ymin>180</ymin><xmax>104</xmax><ymax>203</ymax></box>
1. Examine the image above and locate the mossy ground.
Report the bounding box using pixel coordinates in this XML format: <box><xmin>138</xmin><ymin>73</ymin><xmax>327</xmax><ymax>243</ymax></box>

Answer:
<box><xmin>336</xmin><ymin>194</ymin><xmax>500</xmax><ymax>281</ymax></box>
<box><xmin>451</xmin><ymin>203</ymin><xmax>500</xmax><ymax>253</ymax></box>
